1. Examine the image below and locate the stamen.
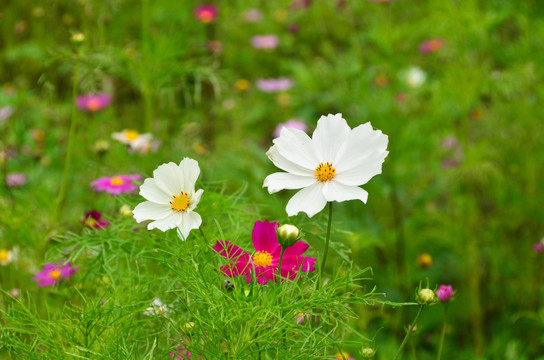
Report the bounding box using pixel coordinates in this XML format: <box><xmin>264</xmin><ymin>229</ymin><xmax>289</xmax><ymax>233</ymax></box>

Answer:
<box><xmin>49</xmin><ymin>269</ymin><xmax>61</xmax><ymax>280</ymax></box>
<box><xmin>253</xmin><ymin>251</ymin><xmax>273</xmax><ymax>267</ymax></box>
<box><xmin>315</xmin><ymin>162</ymin><xmax>336</xmax><ymax>182</ymax></box>
<box><xmin>170</xmin><ymin>192</ymin><xmax>191</xmax><ymax>212</ymax></box>
<box><xmin>110</xmin><ymin>176</ymin><xmax>124</xmax><ymax>186</ymax></box>
<box><xmin>124</xmin><ymin>130</ymin><xmax>140</xmax><ymax>141</ymax></box>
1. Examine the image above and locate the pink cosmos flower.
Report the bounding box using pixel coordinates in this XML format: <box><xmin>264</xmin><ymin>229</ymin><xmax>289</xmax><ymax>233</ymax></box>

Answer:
<box><xmin>273</xmin><ymin>119</ymin><xmax>307</xmax><ymax>138</ymax></box>
<box><xmin>76</xmin><ymin>93</ymin><xmax>112</xmax><ymax>112</ymax></box>
<box><xmin>419</xmin><ymin>38</ymin><xmax>444</xmax><ymax>54</ymax></box>
<box><xmin>213</xmin><ymin>220</ymin><xmax>316</xmax><ymax>284</ymax></box>
<box><xmin>436</xmin><ymin>285</ymin><xmax>453</xmax><ymax>302</ymax></box>
<box><xmin>534</xmin><ymin>238</ymin><xmax>544</xmax><ymax>253</ymax></box>
<box><xmin>256</xmin><ymin>78</ymin><xmax>294</xmax><ymax>92</ymax></box>
<box><xmin>32</xmin><ymin>261</ymin><xmax>77</xmax><ymax>287</ymax></box>
<box><xmin>169</xmin><ymin>334</ymin><xmax>201</xmax><ymax>359</ymax></box>
<box><xmin>90</xmin><ymin>174</ymin><xmax>142</xmax><ymax>195</ymax></box>
<box><xmin>251</xmin><ymin>35</ymin><xmax>279</xmax><ymax>49</ymax></box>
<box><xmin>195</xmin><ymin>5</ymin><xmax>217</xmax><ymax>24</ymax></box>
<box><xmin>5</xmin><ymin>173</ymin><xmax>27</xmax><ymax>187</ymax></box>
<box><xmin>83</xmin><ymin>210</ymin><xmax>109</xmax><ymax>229</ymax></box>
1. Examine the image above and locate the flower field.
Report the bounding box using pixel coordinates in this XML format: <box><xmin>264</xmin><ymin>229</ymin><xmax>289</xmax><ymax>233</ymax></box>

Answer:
<box><xmin>1</xmin><ymin>0</ymin><xmax>543</xmax><ymax>359</ymax></box>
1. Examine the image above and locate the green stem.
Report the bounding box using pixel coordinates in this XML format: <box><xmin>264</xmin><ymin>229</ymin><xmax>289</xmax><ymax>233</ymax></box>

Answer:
<box><xmin>437</xmin><ymin>304</ymin><xmax>448</xmax><ymax>360</ymax></box>
<box><xmin>141</xmin><ymin>0</ymin><xmax>153</xmax><ymax>132</ymax></box>
<box><xmin>199</xmin><ymin>227</ymin><xmax>208</xmax><ymax>243</ymax></box>
<box><xmin>54</xmin><ymin>45</ymin><xmax>81</xmax><ymax>221</ymax></box>
<box><xmin>276</xmin><ymin>246</ymin><xmax>286</xmax><ymax>281</ymax></box>
<box><xmin>317</xmin><ymin>201</ymin><xmax>333</xmax><ymax>290</ymax></box>
<box><xmin>394</xmin><ymin>305</ymin><xmax>424</xmax><ymax>360</ymax></box>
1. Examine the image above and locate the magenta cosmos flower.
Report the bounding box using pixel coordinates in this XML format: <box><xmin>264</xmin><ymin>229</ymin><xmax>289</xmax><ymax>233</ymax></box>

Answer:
<box><xmin>436</xmin><ymin>285</ymin><xmax>454</xmax><ymax>302</ymax></box>
<box><xmin>195</xmin><ymin>5</ymin><xmax>217</xmax><ymax>24</ymax></box>
<box><xmin>32</xmin><ymin>261</ymin><xmax>77</xmax><ymax>287</ymax></box>
<box><xmin>256</xmin><ymin>78</ymin><xmax>294</xmax><ymax>93</ymax></box>
<box><xmin>83</xmin><ymin>210</ymin><xmax>109</xmax><ymax>229</ymax></box>
<box><xmin>91</xmin><ymin>174</ymin><xmax>142</xmax><ymax>195</ymax></box>
<box><xmin>273</xmin><ymin>119</ymin><xmax>308</xmax><ymax>138</ymax></box>
<box><xmin>419</xmin><ymin>38</ymin><xmax>444</xmax><ymax>54</ymax></box>
<box><xmin>251</xmin><ymin>35</ymin><xmax>279</xmax><ymax>49</ymax></box>
<box><xmin>76</xmin><ymin>93</ymin><xmax>112</xmax><ymax>112</ymax></box>
<box><xmin>213</xmin><ymin>220</ymin><xmax>316</xmax><ymax>284</ymax></box>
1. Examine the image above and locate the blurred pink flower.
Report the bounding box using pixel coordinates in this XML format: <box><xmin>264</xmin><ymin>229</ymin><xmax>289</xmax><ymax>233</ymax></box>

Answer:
<box><xmin>442</xmin><ymin>135</ymin><xmax>459</xmax><ymax>149</ymax></box>
<box><xmin>6</xmin><ymin>173</ymin><xmax>26</xmax><ymax>187</ymax></box>
<box><xmin>436</xmin><ymin>285</ymin><xmax>454</xmax><ymax>302</ymax></box>
<box><xmin>273</xmin><ymin>119</ymin><xmax>307</xmax><ymax>138</ymax></box>
<box><xmin>0</xmin><ymin>105</ymin><xmax>14</xmax><ymax>124</ymax></box>
<box><xmin>83</xmin><ymin>210</ymin><xmax>109</xmax><ymax>229</ymax></box>
<box><xmin>242</xmin><ymin>8</ymin><xmax>262</xmax><ymax>23</ymax></box>
<box><xmin>419</xmin><ymin>38</ymin><xmax>444</xmax><ymax>54</ymax></box>
<box><xmin>76</xmin><ymin>93</ymin><xmax>112</xmax><ymax>112</ymax></box>
<box><xmin>256</xmin><ymin>78</ymin><xmax>294</xmax><ymax>92</ymax></box>
<box><xmin>91</xmin><ymin>174</ymin><xmax>142</xmax><ymax>195</ymax></box>
<box><xmin>169</xmin><ymin>334</ymin><xmax>201</xmax><ymax>359</ymax></box>
<box><xmin>195</xmin><ymin>5</ymin><xmax>217</xmax><ymax>24</ymax></box>
<box><xmin>32</xmin><ymin>261</ymin><xmax>77</xmax><ymax>287</ymax></box>
<box><xmin>534</xmin><ymin>238</ymin><xmax>544</xmax><ymax>253</ymax></box>
<box><xmin>251</xmin><ymin>35</ymin><xmax>279</xmax><ymax>49</ymax></box>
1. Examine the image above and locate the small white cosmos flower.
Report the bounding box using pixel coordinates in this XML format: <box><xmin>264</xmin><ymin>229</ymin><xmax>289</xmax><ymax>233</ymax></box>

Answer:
<box><xmin>112</xmin><ymin>129</ymin><xmax>153</xmax><ymax>150</ymax></box>
<box><xmin>143</xmin><ymin>298</ymin><xmax>171</xmax><ymax>316</ymax></box>
<box><xmin>263</xmin><ymin>113</ymin><xmax>388</xmax><ymax>217</ymax></box>
<box><xmin>133</xmin><ymin>158</ymin><xmax>203</xmax><ymax>240</ymax></box>
<box><xmin>403</xmin><ymin>66</ymin><xmax>427</xmax><ymax>88</ymax></box>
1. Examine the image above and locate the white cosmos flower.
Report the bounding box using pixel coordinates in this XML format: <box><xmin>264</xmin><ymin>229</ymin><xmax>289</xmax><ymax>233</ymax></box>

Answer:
<box><xmin>404</xmin><ymin>66</ymin><xmax>427</xmax><ymax>88</ymax></box>
<box><xmin>112</xmin><ymin>129</ymin><xmax>153</xmax><ymax>150</ymax></box>
<box><xmin>263</xmin><ymin>113</ymin><xmax>388</xmax><ymax>217</ymax></box>
<box><xmin>133</xmin><ymin>158</ymin><xmax>203</xmax><ymax>240</ymax></box>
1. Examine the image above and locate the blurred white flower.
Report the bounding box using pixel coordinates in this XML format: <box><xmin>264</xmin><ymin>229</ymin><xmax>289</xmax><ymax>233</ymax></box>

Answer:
<box><xmin>403</xmin><ymin>67</ymin><xmax>427</xmax><ymax>88</ymax></box>
<box><xmin>143</xmin><ymin>298</ymin><xmax>171</xmax><ymax>316</ymax></box>
<box><xmin>112</xmin><ymin>129</ymin><xmax>154</xmax><ymax>152</ymax></box>
<box><xmin>263</xmin><ymin>114</ymin><xmax>388</xmax><ymax>217</ymax></box>
<box><xmin>0</xmin><ymin>247</ymin><xmax>19</xmax><ymax>266</ymax></box>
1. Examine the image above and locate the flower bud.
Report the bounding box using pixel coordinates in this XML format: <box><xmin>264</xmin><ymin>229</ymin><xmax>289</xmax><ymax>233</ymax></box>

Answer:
<box><xmin>436</xmin><ymin>285</ymin><xmax>454</xmax><ymax>302</ymax></box>
<box><xmin>71</xmin><ymin>32</ymin><xmax>85</xmax><ymax>44</ymax></box>
<box><xmin>277</xmin><ymin>224</ymin><xmax>300</xmax><ymax>248</ymax></box>
<box><xmin>361</xmin><ymin>347</ymin><xmax>376</xmax><ymax>359</ymax></box>
<box><xmin>417</xmin><ymin>288</ymin><xmax>436</xmax><ymax>305</ymax></box>
<box><xmin>119</xmin><ymin>204</ymin><xmax>133</xmax><ymax>217</ymax></box>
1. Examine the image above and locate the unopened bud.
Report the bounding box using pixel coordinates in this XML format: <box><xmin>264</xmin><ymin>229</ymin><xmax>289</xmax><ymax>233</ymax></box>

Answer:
<box><xmin>361</xmin><ymin>347</ymin><xmax>376</xmax><ymax>359</ymax></box>
<box><xmin>277</xmin><ymin>224</ymin><xmax>300</xmax><ymax>247</ymax></box>
<box><xmin>417</xmin><ymin>288</ymin><xmax>436</xmax><ymax>305</ymax></box>
<box><xmin>71</xmin><ymin>32</ymin><xmax>85</xmax><ymax>44</ymax></box>
<box><xmin>119</xmin><ymin>204</ymin><xmax>133</xmax><ymax>217</ymax></box>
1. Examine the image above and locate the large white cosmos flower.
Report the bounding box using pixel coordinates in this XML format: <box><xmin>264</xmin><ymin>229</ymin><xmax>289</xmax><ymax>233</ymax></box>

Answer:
<box><xmin>263</xmin><ymin>113</ymin><xmax>388</xmax><ymax>217</ymax></box>
<box><xmin>133</xmin><ymin>158</ymin><xmax>203</xmax><ymax>240</ymax></box>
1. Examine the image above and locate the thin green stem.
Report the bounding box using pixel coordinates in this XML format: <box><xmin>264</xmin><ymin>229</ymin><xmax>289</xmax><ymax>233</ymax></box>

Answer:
<box><xmin>437</xmin><ymin>304</ymin><xmax>448</xmax><ymax>360</ymax></box>
<box><xmin>199</xmin><ymin>227</ymin><xmax>208</xmax><ymax>243</ymax></box>
<box><xmin>54</xmin><ymin>45</ymin><xmax>81</xmax><ymax>221</ymax></box>
<box><xmin>394</xmin><ymin>305</ymin><xmax>424</xmax><ymax>360</ymax></box>
<box><xmin>317</xmin><ymin>201</ymin><xmax>333</xmax><ymax>290</ymax></box>
<box><xmin>140</xmin><ymin>0</ymin><xmax>153</xmax><ymax>132</ymax></box>
<box><xmin>276</xmin><ymin>246</ymin><xmax>286</xmax><ymax>281</ymax></box>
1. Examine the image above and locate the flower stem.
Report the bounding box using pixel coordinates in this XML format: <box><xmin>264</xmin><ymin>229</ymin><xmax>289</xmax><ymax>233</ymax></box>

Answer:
<box><xmin>317</xmin><ymin>201</ymin><xmax>333</xmax><ymax>290</ymax></box>
<box><xmin>276</xmin><ymin>246</ymin><xmax>286</xmax><ymax>281</ymax></box>
<box><xmin>140</xmin><ymin>0</ymin><xmax>153</xmax><ymax>132</ymax></box>
<box><xmin>199</xmin><ymin>227</ymin><xmax>208</xmax><ymax>243</ymax></box>
<box><xmin>436</xmin><ymin>304</ymin><xmax>448</xmax><ymax>360</ymax></box>
<box><xmin>394</xmin><ymin>305</ymin><xmax>424</xmax><ymax>360</ymax></box>
<box><xmin>54</xmin><ymin>45</ymin><xmax>81</xmax><ymax>221</ymax></box>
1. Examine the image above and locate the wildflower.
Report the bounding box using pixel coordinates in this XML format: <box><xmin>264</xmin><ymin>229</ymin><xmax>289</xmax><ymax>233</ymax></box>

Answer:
<box><xmin>256</xmin><ymin>78</ymin><xmax>294</xmax><ymax>92</ymax></box>
<box><xmin>5</xmin><ymin>173</ymin><xmax>26</xmax><ymax>187</ymax></box>
<box><xmin>419</xmin><ymin>38</ymin><xmax>444</xmax><ymax>54</ymax></box>
<box><xmin>534</xmin><ymin>240</ymin><xmax>544</xmax><ymax>253</ymax></box>
<box><xmin>417</xmin><ymin>253</ymin><xmax>432</xmax><ymax>268</ymax></box>
<box><xmin>143</xmin><ymin>298</ymin><xmax>171</xmax><ymax>316</ymax></box>
<box><xmin>32</xmin><ymin>261</ymin><xmax>77</xmax><ymax>287</ymax></box>
<box><xmin>288</xmin><ymin>23</ymin><xmax>299</xmax><ymax>33</ymax></box>
<box><xmin>263</xmin><ymin>113</ymin><xmax>388</xmax><ymax>217</ymax></box>
<box><xmin>436</xmin><ymin>285</ymin><xmax>454</xmax><ymax>302</ymax></box>
<box><xmin>90</xmin><ymin>174</ymin><xmax>142</xmax><ymax>195</ymax></box>
<box><xmin>242</xmin><ymin>8</ymin><xmax>262</xmax><ymax>23</ymax></box>
<box><xmin>111</xmin><ymin>129</ymin><xmax>154</xmax><ymax>152</ymax></box>
<box><xmin>403</xmin><ymin>66</ymin><xmax>426</xmax><ymax>88</ymax></box>
<box><xmin>119</xmin><ymin>204</ymin><xmax>133</xmax><ymax>217</ymax></box>
<box><xmin>273</xmin><ymin>119</ymin><xmax>307</xmax><ymax>138</ymax></box>
<box><xmin>133</xmin><ymin>158</ymin><xmax>204</xmax><ymax>240</ymax></box>
<box><xmin>83</xmin><ymin>210</ymin><xmax>110</xmax><ymax>229</ymax></box>
<box><xmin>417</xmin><ymin>288</ymin><xmax>436</xmax><ymax>305</ymax></box>
<box><xmin>335</xmin><ymin>352</ymin><xmax>355</xmax><ymax>360</ymax></box>
<box><xmin>0</xmin><ymin>105</ymin><xmax>14</xmax><ymax>124</ymax></box>
<box><xmin>277</xmin><ymin>224</ymin><xmax>300</xmax><ymax>247</ymax></box>
<box><xmin>361</xmin><ymin>347</ymin><xmax>376</xmax><ymax>359</ymax></box>
<box><xmin>235</xmin><ymin>79</ymin><xmax>250</xmax><ymax>91</ymax></box>
<box><xmin>0</xmin><ymin>247</ymin><xmax>18</xmax><ymax>266</ymax></box>
<box><xmin>10</xmin><ymin>288</ymin><xmax>20</xmax><ymax>298</ymax></box>
<box><xmin>195</xmin><ymin>5</ymin><xmax>217</xmax><ymax>24</ymax></box>
<box><xmin>169</xmin><ymin>334</ymin><xmax>201</xmax><ymax>359</ymax></box>
<box><xmin>251</xmin><ymin>35</ymin><xmax>279</xmax><ymax>49</ymax></box>
<box><xmin>213</xmin><ymin>220</ymin><xmax>316</xmax><ymax>284</ymax></box>
<box><xmin>71</xmin><ymin>32</ymin><xmax>85</xmax><ymax>43</ymax></box>
<box><xmin>441</xmin><ymin>135</ymin><xmax>458</xmax><ymax>150</ymax></box>
<box><xmin>296</xmin><ymin>312</ymin><xmax>310</xmax><ymax>324</ymax></box>
<box><xmin>92</xmin><ymin>139</ymin><xmax>110</xmax><ymax>156</ymax></box>
<box><xmin>396</xmin><ymin>92</ymin><xmax>407</xmax><ymax>104</ymax></box>
<box><xmin>76</xmin><ymin>93</ymin><xmax>112</xmax><ymax>112</ymax></box>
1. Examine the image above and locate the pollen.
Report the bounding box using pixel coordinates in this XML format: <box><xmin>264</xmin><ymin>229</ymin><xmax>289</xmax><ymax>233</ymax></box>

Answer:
<box><xmin>0</xmin><ymin>250</ymin><xmax>9</xmax><ymax>262</ymax></box>
<box><xmin>253</xmin><ymin>251</ymin><xmax>273</xmax><ymax>267</ymax></box>
<box><xmin>124</xmin><ymin>130</ymin><xmax>140</xmax><ymax>141</ymax></box>
<box><xmin>110</xmin><ymin>176</ymin><xmax>124</xmax><ymax>186</ymax></box>
<box><xmin>87</xmin><ymin>99</ymin><xmax>100</xmax><ymax>112</ymax></box>
<box><xmin>315</xmin><ymin>162</ymin><xmax>336</xmax><ymax>182</ymax></box>
<box><xmin>170</xmin><ymin>192</ymin><xmax>191</xmax><ymax>212</ymax></box>
<box><xmin>49</xmin><ymin>269</ymin><xmax>61</xmax><ymax>280</ymax></box>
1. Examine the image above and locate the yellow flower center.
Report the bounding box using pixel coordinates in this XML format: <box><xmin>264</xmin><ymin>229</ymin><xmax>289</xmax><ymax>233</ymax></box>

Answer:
<box><xmin>124</xmin><ymin>130</ymin><xmax>140</xmax><ymax>141</ymax></box>
<box><xmin>0</xmin><ymin>250</ymin><xmax>9</xmax><ymax>262</ymax></box>
<box><xmin>49</xmin><ymin>269</ymin><xmax>61</xmax><ymax>280</ymax></box>
<box><xmin>87</xmin><ymin>98</ymin><xmax>101</xmax><ymax>112</ymax></box>
<box><xmin>315</xmin><ymin>162</ymin><xmax>336</xmax><ymax>182</ymax></box>
<box><xmin>170</xmin><ymin>192</ymin><xmax>190</xmax><ymax>212</ymax></box>
<box><xmin>253</xmin><ymin>251</ymin><xmax>273</xmax><ymax>267</ymax></box>
<box><xmin>110</xmin><ymin>176</ymin><xmax>124</xmax><ymax>186</ymax></box>
<box><xmin>84</xmin><ymin>217</ymin><xmax>99</xmax><ymax>228</ymax></box>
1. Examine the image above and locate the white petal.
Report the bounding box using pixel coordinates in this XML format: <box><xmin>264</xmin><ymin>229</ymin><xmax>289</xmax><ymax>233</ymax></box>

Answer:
<box><xmin>178</xmin><ymin>158</ymin><xmax>200</xmax><ymax>194</ymax></box>
<box><xmin>177</xmin><ymin>211</ymin><xmax>202</xmax><ymax>240</ymax></box>
<box><xmin>133</xmin><ymin>201</ymin><xmax>172</xmax><ymax>222</ymax></box>
<box><xmin>334</xmin><ymin>152</ymin><xmax>388</xmax><ymax>186</ymax></box>
<box><xmin>147</xmin><ymin>212</ymin><xmax>182</xmax><ymax>231</ymax></box>
<box><xmin>334</xmin><ymin>122</ymin><xmax>389</xmax><ymax>172</ymax></box>
<box><xmin>322</xmin><ymin>181</ymin><xmax>368</xmax><ymax>203</ymax></box>
<box><xmin>188</xmin><ymin>189</ymin><xmax>204</xmax><ymax>211</ymax></box>
<box><xmin>312</xmin><ymin>114</ymin><xmax>351</xmax><ymax>161</ymax></box>
<box><xmin>273</xmin><ymin>128</ymin><xmax>318</xmax><ymax>170</ymax></box>
<box><xmin>153</xmin><ymin>162</ymin><xmax>182</xmax><ymax>196</ymax></box>
<box><xmin>140</xmin><ymin>178</ymin><xmax>173</xmax><ymax>204</ymax></box>
<box><xmin>263</xmin><ymin>172</ymin><xmax>316</xmax><ymax>194</ymax></box>
<box><xmin>285</xmin><ymin>182</ymin><xmax>328</xmax><ymax>218</ymax></box>
<box><xmin>266</xmin><ymin>145</ymin><xmax>314</xmax><ymax>176</ymax></box>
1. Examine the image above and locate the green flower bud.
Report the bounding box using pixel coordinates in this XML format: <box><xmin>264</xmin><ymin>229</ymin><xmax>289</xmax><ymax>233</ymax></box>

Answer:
<box><xmin>277</xmin><ymin>224</ymin><xmax>300</xmax><ymax>247</ymax></box>
<box><xmin>417</xmin><ymin>288</ymin><xmax>436</xmax><ymax>305</ymax></box>
<box><xmin>361</xmin><ymin>347</ymin><xmax>376</xmax><ymax>359</ymax></box>
<box><xmin>71</xmin><ymin>32</ymin><xmax>85</xmax><ymax>44</ymax></box>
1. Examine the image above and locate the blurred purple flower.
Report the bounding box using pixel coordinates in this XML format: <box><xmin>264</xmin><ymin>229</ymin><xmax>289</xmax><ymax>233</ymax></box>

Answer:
<box><xmin>242</xmin><ymin>8</ymin><xmax>262</xmax><ymax>23</ymax></box>
<box><xmin>442</xmin><ymin>135</ymin><xmax>459</xmax><ymax>150</ymax></box>
<box><xmin>76</xmin><ymin>93</ymin><xmax>112</xmax><ymax>112</ymax></box>
<box><xmin>83</xmin><ymin>210</ymin><xmax>109</xmax><ymax>229</ymax></box>
<box><xmin>436</xmin><ymin>285</ymin><xmax>453</xmax><ymax>302</ymax></box>
<box><xmin>32</xmin><ymin>261</ymin><xmax>77</xmax><ymax>287</ymax></box>
<box><xmin>273</xmin><ymin>119</ymin><xmax>307</xmax><ymax>138</ymax></box>
<box><xmin>6</xmin><ymin>173</ymin><xmax>27</xmax><ymax>187</ymax></box>
<box><xmin>534</xmin><ymin>238</ymin><xmax>544</xmax><ymax>253</ymax></box>
<box><xmin>251</xmin><ymin>35</ymin><xmax>279</xmax><ymax>49</ymax></box>
<box><xmin>419</xmin><ymin>38</ymin><xmax>444</xmax><ymax>54</ymax></box>
<box><xmin>91</xmin><ymin>174</ymin><xmax>142</xmax><ymax>195</ymax></box>
<box><xmin>256</xmin><ymin>78</ymin><xmax>294</xmax><ymax>92</ymax></box>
